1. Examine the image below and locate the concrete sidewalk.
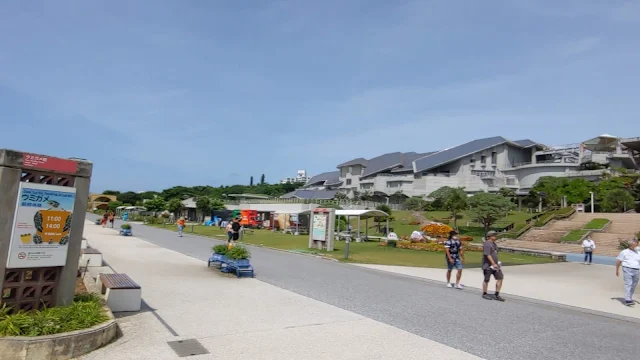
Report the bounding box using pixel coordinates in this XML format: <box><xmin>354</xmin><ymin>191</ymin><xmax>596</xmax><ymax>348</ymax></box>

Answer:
<box><xmin>78</xmin><ymin>221</ymin><xmax>483</xmax><ymax>360</ymax></box>
<box><xmin>355</xmin><ymin>262</ymin><xmax>639</xmax><ymax>320</ymax></box>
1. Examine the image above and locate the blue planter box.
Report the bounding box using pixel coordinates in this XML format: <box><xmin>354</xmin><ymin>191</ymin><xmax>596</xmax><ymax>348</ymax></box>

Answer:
<box><xmin>120</xmin><ymin>229</ymin><xmax>132</xmax><ymax>236</ymax></box>
<box><xmin>211</xmin><ymin>253</ymin><xmax>227</xmax><ymax>262</ymax></box>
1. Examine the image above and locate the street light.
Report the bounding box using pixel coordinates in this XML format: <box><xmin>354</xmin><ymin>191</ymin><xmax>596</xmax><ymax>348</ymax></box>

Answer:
<box><xmin>589</xmin><ymin>192</ymin><xmax>594</xmax><ymax>213</ymax></box>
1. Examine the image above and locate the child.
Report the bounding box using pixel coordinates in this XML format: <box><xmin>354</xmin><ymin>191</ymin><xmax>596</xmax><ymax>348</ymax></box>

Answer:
<box><xmin>177</xmin><ymin>217</ymin><xmax>186</xmax><ymax>237</ymax></box>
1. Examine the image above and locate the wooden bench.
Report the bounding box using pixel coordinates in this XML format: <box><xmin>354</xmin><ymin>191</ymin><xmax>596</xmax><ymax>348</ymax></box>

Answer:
<box><xmin>80</xmin><ymin>247</ymin><xmax>102</xmax><ymax>267</ymax></box>
<box><xmin>97</xmin><ymin>273</ymin><xmax>142</xmax><ymax>312</ymax></box>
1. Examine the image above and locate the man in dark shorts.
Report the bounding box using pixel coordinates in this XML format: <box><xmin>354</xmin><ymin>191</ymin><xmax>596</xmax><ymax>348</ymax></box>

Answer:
<box><xmin>482</xmin><ymin>231</ymin><xmax>505</xmax><ymax>301</ymax></box>
<box><xmin>231</xmin><ymin>217</ymin><xmax>241</xmax><ymax>242</ymax></box>
<box><xmin>444</xmin><ymin>230</ymin><xmax>465</xmax><ymax>289</ymax></box>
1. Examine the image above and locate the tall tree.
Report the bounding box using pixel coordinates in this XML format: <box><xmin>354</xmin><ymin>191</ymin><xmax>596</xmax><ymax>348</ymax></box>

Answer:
<box><xmin>107</xmin><ymin>200</ymin><xmax>123</xmax><ymax>213</ymax></box>
<box><xmin>429</xmin><ymin>186</ymin><xmax>468</xmax><ymax>228</ymax></box>
<box><xmin>602</xmin><ymin>189</ymin><xmax>635</xmax><ymax>212</ymax></box>
<box><xmin>210</xmin><ymin>199</ymin><xmax>226</xmax><ymax>211</ymax></box>
<box><xmin>145</xmin><ymin>197</ymin><xmax>166</xmax><ymax>215</ymax></box>
<box><xmin>102</xmin><ymin>190</ymin><xmax>120</xmax><ymax>196</ymax></box>
<box><xmin>195</xmin><ymin>197</ymin><xmax>213</xmax><ymax>222</ymax></box>
<box><xmin>250</xmin><ymin>176</ymin><xmax>254</xmax><ymax>186</ymax></box>
<box><xmin>468</xmin><ymin>193</ymin><xmax>515</xmax><ymax>234</ymax></box>
<box><xmin>374</xmin><ymin>204</ymin><xmax>392</xmax><ymax>233</ymax></box>
<box><xmin>260</xmin><ymin>174</ymin><xmax>266</xmax><ymax>185</ymax></box>
<box><xmin>166</xmin><ymin>198</ymin><xmax>184</xmax><ymax>217</ymax></box>
<box><xmin>117</xmin><ymin>191</ymin><xmax>141</xmax><ymax>205</ymax></box>
<box><xmin>563</xmin><ymin>178</ymin><xmax>594</xmax><ymax>204</ymax></box>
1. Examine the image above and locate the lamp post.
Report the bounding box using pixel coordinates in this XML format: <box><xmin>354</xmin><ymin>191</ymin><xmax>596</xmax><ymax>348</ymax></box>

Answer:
<box><xmin>589</xmin><ymin>192</ymin><xmax>594</xmax><ymax>213</ymax></box>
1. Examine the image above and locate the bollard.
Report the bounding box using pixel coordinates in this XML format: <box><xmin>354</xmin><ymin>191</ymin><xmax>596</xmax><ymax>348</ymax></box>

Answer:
<box><xmin>191</xmin><ymin>224</ymin><xmax>194</xmax><ymax>233</ymax></box>
<box><xmin>163</xmin><ymin>221</ymin><xmax>166</xmax><ymax>228</ymax></box>
<box><xmin>344</xmin><ymin>239</ymin><xmax>350</xmax><ymax>259</ymax></box>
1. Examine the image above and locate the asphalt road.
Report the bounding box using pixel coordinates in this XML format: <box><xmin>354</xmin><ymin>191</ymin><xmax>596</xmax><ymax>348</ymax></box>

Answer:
<box><xmin>86</xmin><ymin>214</ymin><xmax>639</xmax><ymax>360</ymax></box>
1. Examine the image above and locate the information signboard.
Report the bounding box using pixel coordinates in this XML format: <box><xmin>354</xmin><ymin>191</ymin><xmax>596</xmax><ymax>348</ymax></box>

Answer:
<box><xmin>6</xmin><ymin>182</ymin><xmax>76</xmax><ymax>268</ymax></box>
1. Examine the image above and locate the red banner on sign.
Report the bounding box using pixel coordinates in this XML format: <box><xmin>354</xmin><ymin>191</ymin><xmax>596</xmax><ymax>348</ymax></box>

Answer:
<box><xmin>22</xmin><ymin>153</ymin><xmax>78</xmax><ymax>173</ymax></box>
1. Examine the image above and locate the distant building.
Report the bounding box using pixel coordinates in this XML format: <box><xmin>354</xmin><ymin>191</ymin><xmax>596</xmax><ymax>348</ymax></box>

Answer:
<box><xmin>289</xmin><ymin>134</ymin><xmax>640</xmax><ymax>202</ymax></box>
<box><xmin>280</xmin><ymin>169</ymin><xmax>311</xmax><ymax>184</ymax></box>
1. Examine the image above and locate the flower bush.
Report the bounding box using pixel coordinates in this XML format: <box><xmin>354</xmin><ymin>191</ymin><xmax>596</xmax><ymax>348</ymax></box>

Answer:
<box><xmin>459</xmin><ymin>235</ymin><xmax>474</xmax><ymax>242</ymax></box>
<box><xmin>420</xmin><ymin>222</ymin><xmax>453</xmax><ymax>238</ymax></box>
<box><xmin>397</xmin><ymin>241</ymin><xmax>480</xmax><ymax>252</ymax></box>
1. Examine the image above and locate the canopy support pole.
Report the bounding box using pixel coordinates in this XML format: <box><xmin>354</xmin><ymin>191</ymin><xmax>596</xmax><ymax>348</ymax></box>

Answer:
<box><xmin>357</xmin><ymin>216</ymin><xmax>361</xmax><ymax>242</ymax></box>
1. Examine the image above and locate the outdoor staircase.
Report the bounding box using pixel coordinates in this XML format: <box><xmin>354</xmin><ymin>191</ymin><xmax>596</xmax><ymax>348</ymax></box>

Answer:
<box><xmin>498</xmin><ymin>240</ymin><xmax>583</xmax><ymax>254</ymax></box>
<box><xmin>518</xmin><ymin>218</ymin><xmax>587</xmax><ymax>243</ymax></box>
<box><xmin>502</xmin><ymin>213</ymin><xmax>640</xmax><ymax>257</ymax></box>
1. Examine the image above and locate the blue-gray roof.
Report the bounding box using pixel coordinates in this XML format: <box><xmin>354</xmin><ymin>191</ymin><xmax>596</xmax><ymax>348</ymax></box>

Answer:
<box><xmin>281</xmin><ymin>189</ymin><xmax>338</xmax><ymax>200</ymax></box>
<box><xmin>413</xmin><ymin>136</ymin><xmax>516</xmax><ymax>173</ymax></box>
<box><xmin>514</xmin><ymin>139</ymin><xmax>540</xmax><ymax>148</ymax></box>
<box><xmin>304</xmin><ymin>171</ymin><xmax>340</xmax><ymax>187</ymax></box>
<box><xmin>361</xmin><ymin>152</ymin><xmax>435</xmax><ymax>177</ymax></box>
<box><xmin>337</xmin><ymin>158</ymin><xmax>368</xmax><ymax>168</ymax></box>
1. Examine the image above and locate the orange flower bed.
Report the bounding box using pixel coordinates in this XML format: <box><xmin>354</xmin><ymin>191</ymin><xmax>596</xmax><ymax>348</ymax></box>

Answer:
<box><xmin>420</xmin><ymin>222</ymin><xmax>453</xmax><ymax>238</ymax></box>
<box><xmin>397</xmin><ymin>241</ymin><xmax>480</xmax><ymax>252</ymax></box>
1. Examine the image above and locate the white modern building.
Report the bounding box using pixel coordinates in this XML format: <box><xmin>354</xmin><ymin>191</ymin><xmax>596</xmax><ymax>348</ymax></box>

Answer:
<box><xmin>280</xmin><ymin>169</ymin><xmax>311</xmax><ymax>184</ymax></box>
<box><xmin>290</xmin><ymin>134</ymin><xmax>640</xmax><ymax>201</ymax></box>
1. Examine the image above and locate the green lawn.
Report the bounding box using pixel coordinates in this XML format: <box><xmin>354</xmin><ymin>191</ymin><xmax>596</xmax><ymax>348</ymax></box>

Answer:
<box><xmin>343</xmin><ymin>210</ymin><xmax>537</xmax><ymax>243</ymax></box>
<box><xmin>150</xmin><ymin>224</ymin><xmax>558</xmax><ymax>268</ymax></box>
<box><xmin>561</xmin><ymin>230</ymin><xmax>588</xmax><ymax>242</ymax></box>
<box><xmin>584</xmin><ymin>218</ymin><xmax>609</xmax><ymax>230</ymax></box>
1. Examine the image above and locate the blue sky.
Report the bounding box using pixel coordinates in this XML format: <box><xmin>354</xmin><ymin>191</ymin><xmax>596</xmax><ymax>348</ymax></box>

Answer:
<box><xmin>1</xmin><ymin>1</ymin><xmax>639</xmax><ymax>193</ymax></box>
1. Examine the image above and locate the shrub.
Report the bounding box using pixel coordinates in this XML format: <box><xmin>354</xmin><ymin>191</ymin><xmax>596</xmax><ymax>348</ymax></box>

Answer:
<box><xmin>120</xmin><ymin>223</ymin><xmax>132</xmax><ymax>230</ymax></box>
<box><xmin>227</xmin><ymin>245</ymin><xmax>251</xmax><ymax>260</ymax></box>
<box><xmin>459</xmin><ymin>235</ymin><xmax>474</xmax><ymax>242</ymax></box>
<box><xmin>0</xmin><ymin>293</ymin><xmax>108</xmax><ymax>337</ymax></box>
<box><xmin>387</xmin><ymin>240</ymin><xmax>397</xmax><ymax>248</ymax></box>
<box><xmin>212</xmin><ymin>244</ymin><xmax>228</xmax><ymax>255</ymax></box>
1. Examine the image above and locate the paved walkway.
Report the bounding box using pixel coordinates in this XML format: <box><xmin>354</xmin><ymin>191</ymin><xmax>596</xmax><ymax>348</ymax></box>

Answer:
<box><xmin>83</xmin><ymin>214</ymin><xmax>640</xmax><ymax>360</ymax></box>
<box><xmin>79</xmin><ymin>221</ymin><xmax>481</xmax><ymax>360</ymax></box>
<box><xmin>354</xmin><ymin>263</ymin><xmax>639</xmax><ymax>320</ymax></box>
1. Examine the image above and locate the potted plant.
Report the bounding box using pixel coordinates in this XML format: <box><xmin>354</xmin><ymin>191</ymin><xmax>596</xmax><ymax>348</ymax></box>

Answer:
<box><xmin>212</xmin><ymin>244</ymin><xmax>228</xmax><ymax>261</ymax></box>
<box><xmin>120</xmin><ymin>223</ymin><xmax>132</xmax><ymax>236</ymax></box>
<box><xmin>226</xmin><ymin>245</ymin><xmax>251</xmax><ymax>266</ymax></box>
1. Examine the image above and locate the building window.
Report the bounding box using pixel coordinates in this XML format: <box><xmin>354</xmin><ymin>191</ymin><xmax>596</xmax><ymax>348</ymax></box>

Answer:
<box><xmin>346</xmin><ymin>179</ymin><xmax>352</xmax><ymax>185</ymax></box>
<box><xmin>491</xmin><ymin>152</ymin><xmax>497</xmax><ymax>165</ymax></box>
<box><xmin>470</xmin><ymin>158</ymin><xmax>475</xmax><ymax>163</ymax></box>
<box><xmin>480</xmin><ymin>155</ymin><xmax>486</xmax><ymax>164</ymax></box>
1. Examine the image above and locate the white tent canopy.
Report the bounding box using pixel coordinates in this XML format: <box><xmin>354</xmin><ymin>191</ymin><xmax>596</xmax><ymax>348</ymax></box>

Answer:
<box><xmin>335</xmin><ymin>209</ymin><xmax>389</xmax><ymax>218</ymax></box>
<box><xmin>273</xmin><ymin>209</ymin><xmax>312</xmax><ymax>215</ymax></box>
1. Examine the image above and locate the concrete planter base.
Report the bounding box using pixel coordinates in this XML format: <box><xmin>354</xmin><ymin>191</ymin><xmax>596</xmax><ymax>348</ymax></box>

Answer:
<box><xmin>0</xmin><ymin>305</ymin><xmax>117</xmax><ymax>360</ymax></box>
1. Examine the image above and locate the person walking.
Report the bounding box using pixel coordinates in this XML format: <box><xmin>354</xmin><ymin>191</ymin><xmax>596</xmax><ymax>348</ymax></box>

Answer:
<box><xmin>177</xmin><ymin>217</ymin><xmax>186</xmax><ymax>237</ymax></box>
<box><xmin>101</xmin><ymin>213</ymin><xmax>108</xmax><ymax>227</ymax></box>
<box><xmin>582</xmin><ymin>236</ymin><xmax>596</xmax><ymax>265</ymax></box>
<box><xmin>225</xmin><ymin>220</ymin><xmax>233</xmax><ymax>243</ymax></box>
<box><xmin>231</xmin><ymin>217</ymin><xmax>241</xmax><ymax>243</ymax></box>
<box><xmin>445</xmin><ymin>230</ymin><xmax>464</xmax><ymax>289</ymax></box>
<box><xmin>482</xmin><ymin>231</ymin><xmax>505</xmax><ymax>301</ymax></box>
<box><xmin>616</xmin><ymin>239</ymin><xmax>640</xmax><ymax>306</ymax></box>
<box><xmin>108</xmin><ymin>212</ymin><xmax>115</xmax><ymax>228</ymax></box>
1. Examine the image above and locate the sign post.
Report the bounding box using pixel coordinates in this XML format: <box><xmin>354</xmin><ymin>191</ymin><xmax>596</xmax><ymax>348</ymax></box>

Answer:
<box><xmin>0</xmin><ymin>149</ymin><xmax>91</xmax><ymax>310</ymax></box>
<box><xmin>309</xmin><ymin>208</ymin><xmax>335</xmax><ymax>252</ymax></box>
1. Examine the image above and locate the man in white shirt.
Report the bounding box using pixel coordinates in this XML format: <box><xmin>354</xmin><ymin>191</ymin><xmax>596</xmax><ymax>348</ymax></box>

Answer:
<box><xmin>616</xmin><ymin>239</ymin><xmax>640</xmax><ymax>306</ymax></box>
<box><xmin>582</xmin><ymin>236</ymin><xmax>596</xmax><ymax>265</ymax></box>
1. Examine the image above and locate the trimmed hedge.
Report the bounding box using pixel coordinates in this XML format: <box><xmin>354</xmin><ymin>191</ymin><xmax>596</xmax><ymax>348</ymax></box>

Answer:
<box><xmin>534</xmin><ymin>207</ymin><xmax>575</xmax><ymax>227</ymax></box>
<box><xmin>583</xmin><ymin>218</ymin><xmax>609</xmax><ymax>230</ymax></box>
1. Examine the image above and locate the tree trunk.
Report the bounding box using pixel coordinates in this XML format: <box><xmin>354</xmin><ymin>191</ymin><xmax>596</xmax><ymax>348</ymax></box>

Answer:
<box><xmin>452</xmin><ymin>210</ymin><xmax>457</xmax><ymax>229</ymax></box>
